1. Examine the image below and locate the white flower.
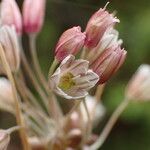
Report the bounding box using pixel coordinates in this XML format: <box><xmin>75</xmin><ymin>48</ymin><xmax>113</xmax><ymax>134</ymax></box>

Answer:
<box><xmin>49</xmin><ymin>55</ymin><xmax>99</xmax><ymax>99</ymax></box>
<box><xmin>0</xmin><ymin>77</ymin><xmax>14</xmax><ymax>113</ymax></box>
<box><xmin>126</xmin><ymin>64</ymin><xmax>150</xmax><ymax>101</ymax></box>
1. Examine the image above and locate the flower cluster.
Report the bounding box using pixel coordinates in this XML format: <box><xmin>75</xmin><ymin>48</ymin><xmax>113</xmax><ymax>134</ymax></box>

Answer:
<box><xmin>0</xmin><ymin>0</ymin><xmax>149</xmax><ymax>150</ymax></box>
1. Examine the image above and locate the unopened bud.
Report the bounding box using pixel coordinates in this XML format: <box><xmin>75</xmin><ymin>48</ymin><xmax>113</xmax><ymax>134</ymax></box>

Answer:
<box><xmin>85</xmin><ymin>7</ymin><xmax>119</xmax><ymax>49</ymax></box>
<box><xmin>55</xmin><ymin>26</ymin><xmax>86</xmax><ymax>62</ymax></box>
<box><xmin>85</xmin><ymin>28</ymin><xmax>122</xmax><ymax>65</ymax></box>
<box><xmin>0</xmin><ymin>25</ymin><xmax>20</xmax><ymax>73</ymax></box>
<box><xmin>23</xmin><ymin>0</ymin><xmax>46</xmax><ymax>33</ymax></box>
<box><xmin>0</xmin><ymin>0</ymin><xmax>22</xmax><ymax>35</ymax></box>
<box><xmin>90</xmin><ymin>45</ymin><xmax>127</xmax><ymax>84</ymax></box>
<box><xmin>126</xmin><ymin>64</ymin><xmax>150</xmax><ymax>101</ymax></box>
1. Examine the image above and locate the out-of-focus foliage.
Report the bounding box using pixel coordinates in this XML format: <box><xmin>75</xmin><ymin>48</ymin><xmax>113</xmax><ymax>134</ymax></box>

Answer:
<box><xmin>0</xmin><ymin>0</ymin><xmax>150</xmax><ymax>149</ymax></box>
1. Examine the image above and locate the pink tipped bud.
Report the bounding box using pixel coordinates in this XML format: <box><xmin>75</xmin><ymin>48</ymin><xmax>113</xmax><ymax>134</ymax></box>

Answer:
<box><xmin>23</xmin><ymin>0</ymin><xmax>46</xmax><ymax>33</ymax></box>
<box><xmin>90</xmin><ymin>45</ymin><xmax>127</xmax><ymax>84</ymax></box>
<box><xmin>55</xmin><ymin>26</ymin><xmax>86</xmax><ymax>62</ymax></box>
<box><xmin>0</xmin><ymin>0</ymin><xmax>22</xmax><ymax>35</ymax></box>
<box><xmin>85</xmin><ymin>7</ymin><xmax>119</xmax><ymax>49</ymax></box>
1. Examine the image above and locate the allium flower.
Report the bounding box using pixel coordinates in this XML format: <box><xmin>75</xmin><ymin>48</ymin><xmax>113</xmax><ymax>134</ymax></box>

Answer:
<box><xmin>126</xmin><ymin>64</ymin><xmax>150</xmax><ymax>101</ymax></box>
<box><xmin>0</xmin><ymin>0</ymin><xmax>22</xmax><ymax>35</ymax></box>
<box><xmin>23</xmin><ymin>0</ymin><xmax>46</xmax><ymax>33</ymax></box>
<box><xmin>0</xmin><ymin>129</ymin><xmax>10</xmax><ymax>150</ymax></box>
<box><xmin>0</xmin><ymin>77</ymin><xmax>14</xmax><ymax>113</ymax></box>
<box><xmin>55</xmin><ymin>26</ymin><xmax>86</xmax><ymax>62</ymax></box>
<box><xmin>85</xmin><ymin>29</ymin><xmax>122</xmax><ymax>65</ymax></box>
<box><xmin>90</xmin><ymin>45</ymin><xmax>127</xmax><ymax>84</ymax></box>
<box><xmin>85</xmin><ymin>7</ymin><xmax>119</xmax><ymax>49</ymax></box>
<box><xmin>49</xmin><ymin>55</ymin><xmax>99</xmax><ymax>99</ymax></box>
<box><xmin>0</xmin><ymin>25</ymin><xmax>20</xmax><ymax>73</ymax></box>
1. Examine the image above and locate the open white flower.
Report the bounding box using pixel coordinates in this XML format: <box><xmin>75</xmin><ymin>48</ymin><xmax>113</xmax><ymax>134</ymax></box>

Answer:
<box><xmin>49</xmin><ymin>55</ymin><xmax>99</xmax><ymax>99</ymax></box>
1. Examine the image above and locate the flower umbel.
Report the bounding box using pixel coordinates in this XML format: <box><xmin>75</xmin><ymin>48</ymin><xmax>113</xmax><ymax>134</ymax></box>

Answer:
<box><xmin>49</xmin><ymin>55</ymin><xmax>99</xmax><ymax>99</ymax></box>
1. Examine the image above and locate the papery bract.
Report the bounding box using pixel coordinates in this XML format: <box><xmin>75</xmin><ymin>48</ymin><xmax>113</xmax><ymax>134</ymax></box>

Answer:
<box><xmin>49</xmin><ymin>55</ymin><xmax>99</xmax><ymax>99</ymax></box>
<box><xmin>23</xmin><ymin>0</ymin><xmax>46</xmax><ymax>33</ymax></box>
<box><xmin>0</xmin><ymin>25</ymin><xmax>20</xmax><ymax>73</ymax></box>
<box><xmin>85</xmin><ymin>7</ymin><xmax>119</xmax><ymax>49</ymax></box>
<box><xmin>0</xmin><ymin>0</ymin><xmax>22</xmax><ymax>35</ymax></box>
<box><xmin>90</xmin><ymin>45</ymin><xmax>127</xmax><ymax>84</ymax></box>
<box><xmin>126</xmin><ymin>64</ymin><xmax>150</xmax><ymax>101</ymax></box>
<box><xmin>55</xmin><ymin>26</ymin><xmax>86</xmax><ymax>62</ymax></box>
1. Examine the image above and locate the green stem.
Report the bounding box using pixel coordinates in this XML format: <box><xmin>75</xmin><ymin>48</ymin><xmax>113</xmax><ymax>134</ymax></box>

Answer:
<box><xmin>90</xmin><ymin>98</ymin><xmax>130</xmax><ymax>150</ymax></box>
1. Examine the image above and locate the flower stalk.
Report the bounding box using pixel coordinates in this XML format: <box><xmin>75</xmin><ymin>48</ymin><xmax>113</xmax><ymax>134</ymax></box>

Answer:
<box><xmin>0</xmin><ymin>44</ymin><xmax>31</xmax><ymax>150</ymax></box>
<box><xmin>90</xmin><ymin>98</ymin><xmax>130</xmax><ymax>150</ymax></box>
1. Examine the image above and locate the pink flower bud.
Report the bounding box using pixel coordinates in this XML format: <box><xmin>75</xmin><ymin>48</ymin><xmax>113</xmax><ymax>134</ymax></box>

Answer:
<box><xmin>85</xmin><ymin>8</ymin><xmax>119</xmax><ymax>49</ymax></box>
<box><xmin>0</xmin><ymin>0</ymin><xmax>22</xmax><ymax>35</ymax></box>
<box><xmin>55</xmin><ymin>26</ymin><xmax>86</xmax><ymax>62</ymax></box>
<box><xmin>90</xmin><ymin>46</ymin><xmax>127</xmax><ymax>84</ymax></box>
<box><xmin>0</xmin><ymin>26</ymin><xmax>20</xmax><ymax>73</ymax></box>
<box><xmin>23</xmin><ymin>0</ymin><xmax>46</xmax><ymax>33</ymax></box>
<box><xmin>125</xmin><ymin>65</ymin><xmax>150</xmax><ymax>101</ymax></box>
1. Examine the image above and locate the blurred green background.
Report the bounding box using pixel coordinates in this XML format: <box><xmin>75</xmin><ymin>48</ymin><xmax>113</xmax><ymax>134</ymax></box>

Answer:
<box><xmin>1</xmin><ymin>0</ymin><xmax>150</xmax><ymax>149</ymax></box>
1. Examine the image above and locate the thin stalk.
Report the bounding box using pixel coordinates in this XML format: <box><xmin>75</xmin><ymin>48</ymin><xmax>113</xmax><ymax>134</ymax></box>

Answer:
<box><xmin>80</xmin><ymin>46</ymin><xmax>87</xmax><ymax>59</ymax></box>
<box><xmin>90</xmin><ymin>98</ymin><xmax>130</xmax><ymax>150</ymax></box>
<box><xmin>29</xmin><ymin>34</ymin><xmax>49</xmax><ymax>92</ymax></box>
<box><xmin>21</xmin><ymin>50</ymin><xmax>51</xmax><ymax>115</ymax></box>
<box><xmin>7</xmin><ymin>126</ymin><xmax>21</xmax><ymax>134</ymax></box>
<box><xmin>91</xmin><ymin>84</ymin><xmax>105</xmax><ymax>121</ymax></box>
<box><xmin>95</xmin><ymin>84</ymin><xmax>105</xmax><ymax>102</ymax></box>
<box><xmin>65</xmin><ymin>100</ymin><xmax>81</xmax><ymax>118</ymax></box>
<box><xmin>0</xmin><ymin>45</ymin><xmax>31</xmax><ymax>150</ymax></box>
<box><xmin>82</xmin><ymin>100</ymin><xmax>92</xmax><ymax>144</ymax></box>
<box><xmin>15</xmin><ymin>75</ymin><xmax>46</xmax><ymax>114</ymax></box>
<box><xmin>48</xmin><ymin>58</ymin><xmax>58</xmax><ymax>77</ymax></box>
